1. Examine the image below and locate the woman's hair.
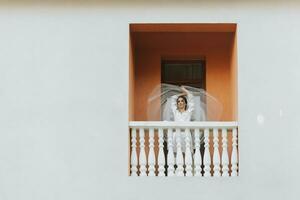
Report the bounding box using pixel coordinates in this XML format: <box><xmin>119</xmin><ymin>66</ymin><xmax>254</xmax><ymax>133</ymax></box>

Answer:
<box><xmin>177</xmin><ymin>95</ymin><xmax>188</xmax><ymax>110</ymax></box>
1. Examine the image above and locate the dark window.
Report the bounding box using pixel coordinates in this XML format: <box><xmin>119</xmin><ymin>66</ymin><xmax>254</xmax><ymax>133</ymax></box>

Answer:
<box><xmin>161</xmin><ymin>60</ymin><xmax>206</xmax><ymax>89</ymax></box>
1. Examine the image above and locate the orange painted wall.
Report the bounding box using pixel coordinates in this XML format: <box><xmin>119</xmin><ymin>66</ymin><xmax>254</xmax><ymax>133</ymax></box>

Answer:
<box><xmin>130</xmin><ymin>25</ymin><xmax>237</xmax><ymax>121</ymax></box>
<box><xmin>230</xmin><ymin>32</ymin><xmax>238</xmax><ymax>120</ymax></box>
<box><xmin>129</xmin><ymin>33</ymin><xmax>135</xmax><ymax>121</ymax></box>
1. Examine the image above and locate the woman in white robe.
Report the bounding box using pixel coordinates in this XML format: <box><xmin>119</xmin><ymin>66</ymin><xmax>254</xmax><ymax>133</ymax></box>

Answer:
<box><xmin>170</xmin><ymin>86</ymin><xmax>194</xmax><ymax>153</ymax></box>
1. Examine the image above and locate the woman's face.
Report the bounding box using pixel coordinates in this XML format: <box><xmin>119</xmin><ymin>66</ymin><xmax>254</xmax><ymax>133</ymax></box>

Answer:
<box><xmin>177</xmin><ymin>97</ymin><xmax>186</xmax><ymax>110</ymax></box>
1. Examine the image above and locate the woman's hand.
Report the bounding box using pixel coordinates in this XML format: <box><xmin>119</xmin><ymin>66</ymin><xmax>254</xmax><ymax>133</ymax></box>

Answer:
<box><xmin>180</xmin><ymin>86</ymin><xmax>189</xmax><ymax>95</ymax></box>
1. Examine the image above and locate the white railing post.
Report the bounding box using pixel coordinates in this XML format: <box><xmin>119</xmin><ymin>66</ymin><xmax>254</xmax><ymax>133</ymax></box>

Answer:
<box><xmin>175</xmin><ymin>128</ymin><xmax>184</xmax><ymax>176</ymax></box>
<box><xmin>157</xmin><ymin>128</ymin><xmax>165</xmax><ymax>176</ymax></box>
<box><xmin>221</xmin><ymin>128</ymin><xmax>229</xmax><ymax>177</ymax></box>
<box><xmin>213</xmin><ymin>128</ymin><xmax>221</xmax><ymax>177</ymax></box>
<box><xmin>194</xmin><ymin>128</ymin><xmax>202</xmax><ymax>176</ymax></box>
<box><xmin>148</xmin><ymin>128</ymin><xmax>156</xmax><ymax>176</ymax></box>
<box><xmin>203</xmin><ymin>128</ymin><xmax>211</xmax><ymax>177</ymax></box>
<box><xmin>139</xmin><ymin>128</ymin><xmax>147</xmax><ymax>176</ymax></box>
<box><xmin>231</xmin><ymin>128</ymin><xmax>238</xmax><ymax>176</ymax></box>
<box><xmin>167</xmin><ymin>128</ymin><xmax>175</xmax><ymax>177</ymax></box>
<box><xmin>130</xmin><ymin>128</ymin><xmax>138</xmax><ymax>176</ymax></box>
<box><xmin>184</xmin><ymin>128</ymin><xmax>193</xmax><ymax>177</ymax></box>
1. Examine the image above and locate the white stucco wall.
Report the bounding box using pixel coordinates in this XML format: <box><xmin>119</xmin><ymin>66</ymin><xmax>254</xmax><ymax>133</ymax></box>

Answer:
<box><xmin>0</xmin><ymin>1</ymin><xmax>300</xmax><ymax>200</ymax></box>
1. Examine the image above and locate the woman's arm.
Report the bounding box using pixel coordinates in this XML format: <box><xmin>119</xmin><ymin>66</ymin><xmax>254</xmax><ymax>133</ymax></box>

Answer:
<box><xmin>180</xmin><ymin>86</ymin><xmax>189</xmax><ymax>95</ymax></box>
<box><xmin>181</xmin><ymin>86</ymin><xmax>194</xmax><ymax>112</ymax></box>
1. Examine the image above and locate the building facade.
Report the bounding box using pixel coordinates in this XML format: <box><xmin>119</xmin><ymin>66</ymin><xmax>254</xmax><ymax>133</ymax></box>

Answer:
<box><xmin>0</xmin><ymin>0</ymin><xmax>299</xmax><ymax>200</ymax></box>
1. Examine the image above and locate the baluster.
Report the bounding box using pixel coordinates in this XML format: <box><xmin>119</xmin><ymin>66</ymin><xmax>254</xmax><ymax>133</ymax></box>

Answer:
<box><xmin>148</xmin><ymin>128</ymin><xmax>155</xmax><ymax>176</ymax></box>
<box><xmin>157</xmin><ymin>128</ymin><xmax>165</xmax><ymax>176</ymax></box>
<box><xmin>139</xmin><ymin>128</ymin><xmax>147</xmax><ymax>176</ymax></box>
<box><xmin>175</xmin><ymin>128</ymin><xmax>184</xmax><ymax>176</ymax></box>
<box><xmin>130</xmin><ymin>128</ymin><xmax>138</xmax><ymax>176</ymax></box>
<box><xmin>184</xmin><ymin>128</ymin><xmax>193</xmax><ymax>176</ymax></box>
<box><xmin>213</xmin><ymin>128</ymin><xmax>221</xmax><ymax>177</ymax></box>
<box><xmin>203</xmin><ymin>128</ymin><xmax>211</xmax><ymax>177</ymax></box>
<box><xmin>167</xmin><ymin>128</ymin><xmax>175</xmax><ymax>177</ymax></box>
<box><xmin>194</xmin><ymin>128</ymin><xmax>202</xmax><ymax>176</ymax></box>
<box><xmin>221</xmin><ymin>128</ymin><xmax>229</xmax><ymax>177</ymax></box>
<box><xmin>231</xmin><ymin>128</ymin><xmax>238</xmax><ymax>176</ymax></box>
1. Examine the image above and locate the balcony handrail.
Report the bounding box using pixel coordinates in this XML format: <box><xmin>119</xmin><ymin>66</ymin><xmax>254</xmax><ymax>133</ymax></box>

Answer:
<box><xmin>129</xmin><ymin>121</ymin><xmax>238</xmax><ymax>129</ymax></box>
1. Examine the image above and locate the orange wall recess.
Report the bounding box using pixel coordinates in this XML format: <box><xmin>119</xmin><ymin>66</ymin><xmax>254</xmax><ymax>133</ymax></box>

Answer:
<box><xmin>129</xmin><ymin>23</ymin><xmax>237</xmax><ymax>121</ymax></box>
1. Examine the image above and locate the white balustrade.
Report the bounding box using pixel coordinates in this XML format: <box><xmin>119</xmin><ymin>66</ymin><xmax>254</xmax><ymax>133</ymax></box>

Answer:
<box><xmin>129</xmin><ymin>121</ymin><xmax>238</xmax><ymax>177</ymax></box>
<box><xmin>157</xmin><ymin>128</ymin><xmax>165</xmax><ymax>176</ymax></box>
<box><xmin>167</xmin><ymin>128</ymin><xmax>175</xmax><ymax>176</ymax></box>
<box><xmin>130</xmin><ymin>128</ymin><xmax>138</xmax><ymax>176</ymax></box>
<box><xmin>213</xmin><ymin>128</ymin><xmax>221</xmax><ymax>177</ymax></box>
<box><xmin>221</xmin><ymin>128</ymin><xmax>229</xmax><ymax>177</ymax></box>
<box><xmin>203</xmin><ymin>128</ymin><xmax>211</xmax><ymax>177</ymax></box>
<box><xmin>231</xmin><ymin>128</ymin><xmax>238</xmax><ymax>176</ymax></box>
<box><xmin>175</xmin><ymin>128</ymin><xmax>184</xmax><ymax>176</ymax></box>
<box><xmin>184</xmin><ymin>128</ymin><xmax>193</xmax><ymax>176</ymax></box>
<box><xmin>139</xmin><ymin>128</ymin><xmax>147</xmax><ymax>176</ymax></box>
<box><xmin>148</xmin><ymin>128</ymin><xmax>155</xmax><ymax>176</ymax></box>
<box><xmin>194</xmin><ymin>129</ymin><xmax>202</xmax><ymax>176</ymax></box>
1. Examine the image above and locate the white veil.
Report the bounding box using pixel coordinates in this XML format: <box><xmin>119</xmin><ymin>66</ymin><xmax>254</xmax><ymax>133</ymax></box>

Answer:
<box><xmin>147</xmin><ymin>84</ymin><xmax>223</xmax><ymax>121</ymax></box>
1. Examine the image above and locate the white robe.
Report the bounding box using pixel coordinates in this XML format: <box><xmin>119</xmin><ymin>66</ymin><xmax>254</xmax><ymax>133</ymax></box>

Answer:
<box><xmin>170</xmin><ymin>93</ymin><xmax>194</xmax><ymax>152</ymax></box>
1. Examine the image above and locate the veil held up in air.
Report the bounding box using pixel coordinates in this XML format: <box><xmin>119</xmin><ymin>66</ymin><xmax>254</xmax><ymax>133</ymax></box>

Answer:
<box><xmin>147</xmin><ymin>83</ymin><xmax>223</xmax><ymax>121</ymax></box>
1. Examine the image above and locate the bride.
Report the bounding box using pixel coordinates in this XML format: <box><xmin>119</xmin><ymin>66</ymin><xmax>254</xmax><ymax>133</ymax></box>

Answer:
<box><xmin>147</xmin><ymin>83</ymin><xmax>223</xmax><ymax>152</ymax></box>
<box><xmin>170</xmin><ymin>86</ymin><xmax>194</xmax><ymax>153</ymax></box>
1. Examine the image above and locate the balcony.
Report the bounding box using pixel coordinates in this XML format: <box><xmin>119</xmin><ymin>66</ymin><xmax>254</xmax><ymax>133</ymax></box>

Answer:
<box><xmin>129</xmin><ymin>121</ymin><xmax>238</xmax><ymax>177</ymax></box>
<box><xmin>128</xmin><ymin>24</ymin><xmax>238</xmax><ymax>177</ymax></box>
